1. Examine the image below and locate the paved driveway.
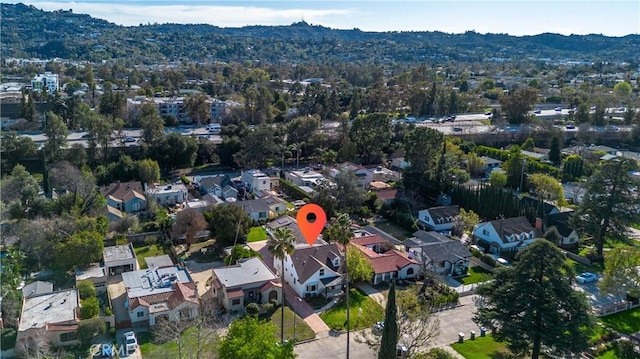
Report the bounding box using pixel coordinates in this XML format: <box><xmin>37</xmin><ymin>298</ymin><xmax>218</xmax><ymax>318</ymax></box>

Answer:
<box><xmin>107</xmin><ymin>277</ymin><xmax>129</xmax><ymax>326</ymax></box>
<box><xmin>356</xmin><ymin>283</ymin><xmax>388</xmax><ymax>307</ymax></box>
<box><xmin>574</xmin><ymin>277</ymin><xmax>625</xmax><ymax>308</ymax></box>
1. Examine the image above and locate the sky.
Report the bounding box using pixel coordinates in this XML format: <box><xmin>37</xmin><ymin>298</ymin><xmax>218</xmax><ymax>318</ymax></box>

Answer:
<box><xmin>9</xmin><ymin>0</ymin><xmax>640</xmax><ymax>36</ymax></box>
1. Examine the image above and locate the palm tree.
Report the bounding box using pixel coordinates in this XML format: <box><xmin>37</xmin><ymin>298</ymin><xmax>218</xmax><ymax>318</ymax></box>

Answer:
<box><xmin>267</xmin><ymin>227</ymin><xmax>296</xmax><ymax>343</ymax></box>
<box><xmin>324</xmin><ymin>213</ymin><xmax>354</xmax><ymax>359</ymax></box>
<box><xmin>290</xmin><ymin>142</ymin><xmax>304</xmax><ymax>168</ymax></box>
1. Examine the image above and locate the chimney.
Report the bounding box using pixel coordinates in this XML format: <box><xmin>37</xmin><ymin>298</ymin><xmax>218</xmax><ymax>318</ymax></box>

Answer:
<box><xmin>535</xmin><ymin>218</ymin><xmax>543</xmax><ymax>230</ymax></box>
<box><xmin>194</xmin><ymin>282</ymin><xmax>199</xmax><ymax>298</ymax></box>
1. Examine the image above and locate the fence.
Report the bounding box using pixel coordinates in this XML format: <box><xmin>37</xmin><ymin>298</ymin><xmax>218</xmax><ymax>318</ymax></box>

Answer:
<box><xmin>593</xmin><ymin>300</ymin><xmax>640</xmax><ymax>317</ymax></box>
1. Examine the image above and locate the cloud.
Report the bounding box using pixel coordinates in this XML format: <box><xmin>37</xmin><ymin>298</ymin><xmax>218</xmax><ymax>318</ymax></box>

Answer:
<box><xmin>15</xmin><ymin>1</ymin><xmax>354</xmax><ymax>27</ymax></box>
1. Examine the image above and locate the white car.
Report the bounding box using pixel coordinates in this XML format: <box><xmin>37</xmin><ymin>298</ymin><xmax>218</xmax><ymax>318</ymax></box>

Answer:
<box><xmin>123</xmin><ymin>331</ymin><xmax>138</xmax><ymax>354</ymax></box>
<box><xmin>496</xmin><ymin>258</ymin><xmax>509</xmax><ymax>266</ymax></box>
<box><xmin>576</xmin><ymin>272</ymin><xmax>597</xmax><ymax>284</ymax></box>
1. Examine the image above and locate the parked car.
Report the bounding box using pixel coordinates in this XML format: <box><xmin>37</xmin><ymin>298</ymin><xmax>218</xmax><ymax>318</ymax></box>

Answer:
<box><xmin>566</xmin><ymin>125</ymin><xmax>576</xmax><ymax>130</ymax></box>
<box><xmin>452</xmin><ymin>127</ymin><xmax>463</xmax><ymax>132</ymax></box>
<box><xmin>576</xmin><ymin>272</ymin><xmax>597</xmax><ymax>284</ymax></box>
<box><xmin>396</xmin><ymin>344</ymin><xmax>409</xmax><ymax>358</ymax></box>
<box><xmin>124</xmin><ymin>136</ymin><xmax>136</xmax><ymax>143</ymax></box>
<box><xmin>533</xmin><ymin>109</ymin><xmax>541</xmax><ymax>114</ymax></box>
<box><xmin>123</xmin><ymin>331</ymin><xmax>138</xmax><ymax>354</ymax></box>
<box><xmin>496</xmin><ymin>257</ymin><xmax>509</xmax><ymax>266</ymax></box>
<box><xmin>374</xmin><ymin>321</ymin><xmax>384</xmax><ymax>332</ymax></box>
<box><xmin>554</xmin><ymin>106</ymin><xmax>562</xmax><ymax>111</ymax></box>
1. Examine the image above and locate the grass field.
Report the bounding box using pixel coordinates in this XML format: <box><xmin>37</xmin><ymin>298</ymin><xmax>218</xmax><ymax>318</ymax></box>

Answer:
<box><xmin>451</xmin><ymin>334</ymin><xmax>510</xmax><ymax>359</ymax></box>
<box><xmin>247</xmin><ymin>226</ymin><xmax>268</xmax><ymax>242</ymax></box>
<box><xmin>139</xmin><ymin>327</ymin><xmax>217</xmax><ymax>357</ymax></box>
<box><xmin>319</xmin><ymin>289</ymin><xmax>384</xmax><ymax>331</ymax></box>
<box><xmin>456</xmin><ymin>266</ymin><xmax>493</xmax><ymax>285</ymax></box>
<box><xmin>599</xmin><ymin>307</ymin><xmax>640</xmax><ymax>334</ymax></box>
<box><xmin>270</xmin><ymin>307</ymin><xmax>316</xmax><ymax>342</ymax></box>
<box><xmin>596</xmin><ymin>349</ymin><xmax>617</xmax><ymax>359</ymax></box>
<box><xmin>565</xmin><ymin>258</ymin><xmax>604</xmax><ymax>275</ymax></box>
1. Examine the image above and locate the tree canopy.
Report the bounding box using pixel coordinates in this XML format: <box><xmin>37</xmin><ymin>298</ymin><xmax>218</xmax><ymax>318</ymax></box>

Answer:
<box><xmin>204</xmin><ymin>205</ymin><xmax>252</xmax><ymax>247</ymax></box>
<box><xmin>217</xmin><ymin>316</ymin><xmax>296</xmax><ymax>359</ymax></box>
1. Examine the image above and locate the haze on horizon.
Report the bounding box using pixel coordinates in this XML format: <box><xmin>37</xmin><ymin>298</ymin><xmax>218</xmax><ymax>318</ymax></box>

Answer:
<box><xmin>7</xmin><ymin>0</ymin><xmax>640</xmax><ymax>37</ymax></box>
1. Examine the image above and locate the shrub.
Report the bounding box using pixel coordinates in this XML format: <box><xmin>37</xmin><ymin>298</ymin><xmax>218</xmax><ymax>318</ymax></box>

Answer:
<box><xmin>245</xmin><ymin>303</ymin><xmax>260</xmax><ymax>317</ymax></box>
<box><xmin>80</xmin><ymin>297</ymin><xmax>100</xmax><ymax>319</ymax></box>
<box><xmin>77</xmin><ymin>280</ymin><xmax>96</xmax><ymax>300</ymax></box>
<box><xmin>1</xmin><ymin>328</ymin><xmax>17</xmax><ymax>350</ymax></box>
<box><xmin>144</xmin><ymin>236</ymin><xmax>157</xmax><ymax>247</ymax></box>
<box><xmin>261</xmin><ymin>302</ymin><xmax>274</xmax><ymax>314</ymax></box>
<box><xmin>481</xmin><ymin>254</ymin><xmax>496</xmax><ymax>267</ymax></box>
<box><xmin>180</xmin><ymin>175</ymin><xmax>191</xmax><ymax>185</ymax></box>
<box><xmin>163</xmin><ymin>239</ymin><xmax>173</xmax><ymax>250</ymax></box>
<box><xmin>425</xmin><ymin>348</ymin><xmax>456</xmax><ymax>359</ymax></box>
<box><xmin>104</xmin><ymin>306</ymin><xmax>113</xmax><ymax>316</ymax></box>
<box><xmin>77</xmin><ymin>318</ymin><xmax>106</xmax><ymax>346</ymax></box>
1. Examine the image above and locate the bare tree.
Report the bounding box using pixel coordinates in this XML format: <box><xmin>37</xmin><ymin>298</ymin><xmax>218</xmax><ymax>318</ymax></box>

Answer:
<box><xmin>15</xmin><ymin>329</ymin><xmax>52</xmax><ymax>359</ymax></box>
<box><xmin>171</xmin><ymin>209</ymin><xmax>207</xmax><ymax>250</ymax></box>
<box><xmin>48</xmin><ymin>161</ymin><xmax>104</xmax><ymax>215</ymax></box>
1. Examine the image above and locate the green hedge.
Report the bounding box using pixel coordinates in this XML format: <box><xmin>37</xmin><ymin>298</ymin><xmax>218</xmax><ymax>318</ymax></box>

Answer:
<box><xmin>279</xmin><ymin>178</ymin><xmax>311</xmax><ymax>201</ymax></box>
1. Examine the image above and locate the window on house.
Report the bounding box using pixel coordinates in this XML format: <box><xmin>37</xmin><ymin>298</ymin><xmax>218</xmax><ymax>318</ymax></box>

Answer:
<box><xmin>137</xmin><ymin>311</ymin><xmax>144</xmax><ymax>318</ymax></box>
<box><xmin>319</xmin><ymin>269</ymin><xmax>324</xmax><ymax>276</ymax></box>
<box><xmin>482</xmin><ymin>229</ymin><xmax>489</xmax><ymax>236</ymax></box>
<box><xmin>249</xmin><ymin>291</ymin><xmax>254</xmax><ymax>298</ymax></box>
<box><xmin>60</xmin><ymin>332</ymin><xmax>78</xmax><ymax>342</ymax></box>
<box><xmin>132</xmin><ymin>203</ymin><xmax>140</xmax><ymax>211</ymax></box>
<box><xmin>311</xmin><ymin>285</ymin><xmax>316</xmax><ymax>292</ymax></box>
<box><xmin>407</xmin><ymin>268</ymin><xmax>414</xmax><ymax>276</ymax></box>
<box><xmin>232</xmin><ymin>299</ymin><xmax>241</xmax><ymax>306</ymax></box>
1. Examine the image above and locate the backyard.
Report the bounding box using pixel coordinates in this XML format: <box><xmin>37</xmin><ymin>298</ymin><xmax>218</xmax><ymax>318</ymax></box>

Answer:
<box><xmin>456</xmin><ymin>266</ymin><xmax>493</xmax><ymax>285</ymax></box>
<box><xmin>451</xmin><ymin>334</ymin><xmax>510</xmax><ymax>359</ymax></box>
<box><xmin>139</xmin><ymin>326</ymin><xmax>217</xmax><ymax>357</ymax></box>
<box><xmin>599</xmin><ymin>307</ymin><xmax>640</xmax><ymax>334</ymax></box>
<box><xmin>134</xmin><ymin>243</ymin><xmax>168</xmax><ymax>269</ymax></box>
<box><xmin>269</xmin><ymin>307</ymin><xmax>315</xmax><ymax>342</ymax></box>
<box><xmin>319</xmin><ymin>288</ymin><xmax>384</xmax><ymax>331</ymax></box>
<box><xmin>247</xmin><ymin>226</ymin><xmax>268</xmax><ymax>242</ymax></box>
<box><xmin>370</xmin><ymin>220</ymin><xmax>413</xmax><ymax>241</ymax></box>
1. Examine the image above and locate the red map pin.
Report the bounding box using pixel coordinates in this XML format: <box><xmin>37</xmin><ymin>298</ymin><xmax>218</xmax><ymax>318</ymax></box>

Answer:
<box><xmin>296</xmin><ymin>204</ymin><xmax>327</xmax><ymax>246</ymax></box>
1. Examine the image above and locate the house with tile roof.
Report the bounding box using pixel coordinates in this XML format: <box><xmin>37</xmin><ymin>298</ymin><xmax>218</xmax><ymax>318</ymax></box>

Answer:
<box><xmin>99</xmin><ymin>181</ymin><xmax>147</xmax><ymax>220</ymax></box>
<box><xmin>472</xmin><ymin>216</ymin><xmax>543</xmax><ymax>254</ymax></box>
<box><xmin>122</xmin><ymin>265</ymin><xmax>199</xmax><ymax>326</ymax></box>
<box><xmin>274</xmin><ymin>243</ymin><xmax>344</xmax><ymax>299</ymax></box>
<box><xmin>417</xmin><ymin>205</ymin><xmax>460</xmax><ymax>232</ymax></box>
<box><xmin>350</xmin><ymin>235</ymin><xmax>420</xmax><ymax>285</ymax></box>
<box><xmin>211</xmin><ymin>257</ymin><xmax>282</xmax><ymax>314</ymax></box>
<box><xmin>403</xmin><ymin>231</ymin><xmax>472</xmax><ymax>277</ymax></box>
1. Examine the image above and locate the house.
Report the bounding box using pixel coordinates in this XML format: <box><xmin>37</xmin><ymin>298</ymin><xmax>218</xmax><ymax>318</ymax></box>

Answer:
<box><xmin>146</xmin><ymin>182</ymin><xmax>188</xmax><ymax>206</ymax></box>
<box><xmin>285</xmin><ymin>169</ymin><xmax>326</xmax><ymax>187</ymax></box>
<box><xmin>266</xmin><ymin>215</ymin><xmax>328</xmax><ymax>247</ymax></box>
<box><xmin>480</xmin><ymin>156</ymin><xmax>503</xmax><ymax>175</ymax></box>
<box><xmin>226</xmin><ymin>196</ymin><xmax>287</xmax><ymax>221</ymax></box>
<box><xmin>546</xmin><ymin>212</ymin><xmax>579</xmax><ymax>248</ymax></box>
<box><xmin>22</xmin><ymin>281</ymin><xmax>54</xmax><ymax>298</ymax></box>
<box><xmin>374</xmin><ymin>189</ymin><xmax>398</xmax><ymax>205</ymax></box>
<box><xmin>122</xmin><ymin>266</ymin><xmax>199</xmax><ymax>326</ymax></box>
<box><xmin>274</xmin><ymin>243</ymin><xmax>344</xmax><ymax>299</ymax></box>
<box><xmin>16</xmin><ymin>289</ymin><xmax>80</xmax><ymax>348</ymax></box>
<box><xmin>31</xmin><ymin>72</ymin><xmax>59</xmax><ymax>93</ymax></box>
<box><xmin>103</xmin><ymin>243</ymin><xmax>139</xmax><ymax>276</ymax></box>
<box><xmin>333</xmin><ymin>162</ymin><xmax>374</xmax><ymax>189</ymax></box>
<box><xmin>194</xmin><ymin>174</ymin><xmax>232</xmax><ymax>198</ymax></box>
<box><xmin>185</xmin><ymin>197</ymin><xmax>219</xmax><ymax>213</ymax></box>
<box><xmin>371</xmin><ymin>165</ymin><xmax>402</xmax><ymax>183</ymax></box>
<box><xmin>390</xmin><ymin>157</ymin><xmax>410</xmax><ymax>171</ymax></box>
<box><xmin>99</xmin><ymin>181</ymin><xmax>147</xmax><ymax>219</ymax></box>
<box><xmin>521</xmin><ymin>150</ymin><xmax>547</xmax><ymax>161</ymax></box>
<box><xmin>350</xmin><ymin>235</ymin><xmax>420</xmax><ymax>285</ymax></box>
<box><xmin>403</xmin><ymin>231</ymin><xmax>472</xmax><ymax>277</ymax></box>
<box><xmin>417</xmin><ymin>205</ymin><xmax>460</xmax><ymax>232</ymax></box>
<box><xmin>210</xmin><ymin>257</ymin><xmax>282</xmax><ymax>313</ymax></box>
<box><xmin>473</xmin><ymin>216</ymin><xmax>543</xmax><ymax>254</ymax></box>
<box><xmin>520</xmin><ymin>196</ymin><xmax>560</xmax><ymax>217</ymax></box>
<box><xmin>222</xmin><ymin>185</ymin><xmax>239</xmax><ymax>200</ymax></box>
<box><xmin>241</xmin><ymin>169</ymin><xmax>271</xmax><ymax>193</ymax></box>
<box><xmin>75</xmin><ymin>264</ymin><xmax>107</xmax><ymax>294</ymax></box>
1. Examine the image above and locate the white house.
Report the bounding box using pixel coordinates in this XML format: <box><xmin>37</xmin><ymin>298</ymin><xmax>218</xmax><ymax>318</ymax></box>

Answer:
<box><xmin>546</xmin><ymin>212</ymin><xmax>580</xmax><ymax>248</ymax></box>
<box><xmin>103</xmin><ymin>244</ymin><xmax>139</xmax><ymax>276</ymax></box>
<box><xmin>417</xmin><ymin>205</ymin><xmax>460</xmax><ymax>232</ymax></box>
<box><xmin>286</xmin><ymin>169</ymin><xmax>326</xmax><ymax>187</ymax></box>
<box><xmin>473</xmin><ymin>216</ymin><xmax>543</xmax><ymax>254</ymax></box>
<box><xmin>31</xmin><ymin>72</ymin><xmax>59</xmax><ymax>93</ymax></box>
<box><xmin>211</xmin><ymin>257</ymin><xmax>282</xmax><ymax>314</ymax></box>
<box><xmin>350</xmin><ymin>235</ymin><xmax>420</xmax><ymax>285</ymax></box>
<box><xmin>225</xmin><ymin>196</ymin><xmax>287</xmax><ymax>221</ymax></box>
<box><xmin>123</xmin><ymin>266</ymin><xmax>199</xmax><ymax>326</ymax></box>
<box><xmin>241</xmin><ymin>169</ymin><xmax>271</xmax><ymax>193</ymax></box>
<box><xmin>403</xmin><ymin>231</ymin><xmax>472</xmax><ymax>277</ymax></box>
<box><xmin>273</xmin><ymin>243</ymin><xmax>344</xmax><ymax>299</ymax></box>
<box><xmin>146</xmin><ymin>182</ymin><xmax>188</xmax><ymax>206</ymax></box>
<box><xmin>332</xmin><ymin>162</ymin><xmax>374</xmax><ymax>189</ymax></box>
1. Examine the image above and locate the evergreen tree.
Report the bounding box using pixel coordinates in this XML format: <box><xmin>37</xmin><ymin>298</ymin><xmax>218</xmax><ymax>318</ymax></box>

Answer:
<box><xmin>548</xmin><ymin>136</ymin><xmax>561</xmax><ymax>165</ymax></box>
<box><xmin>378</xmin><ymin>281</ymin><xmax>398</xmax><ymax>359</ymax></box>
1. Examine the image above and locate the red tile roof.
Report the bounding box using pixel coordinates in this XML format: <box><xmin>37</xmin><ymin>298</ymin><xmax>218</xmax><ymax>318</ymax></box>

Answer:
<box><xmin>227</xmin><ymin>289</ymin><xmax>243</xmax><ymax>299</ymax></box>
<box><xmin>129</xmin><ymin>282</ymin><xmax>198</xmax><ymax>310</ymax></box>
<box><xmin>350</xmin><ymin>243</ymin><xmax>417</xmax><ymax>274</ymax></box>
<box><xmin>351</xmin><ymin>234</ymin><xmax>386</xmax><ymax>247</ymax></box>
<box><xmin>259</xmin><ymin>280</ymin><xmax>282</xmax><ymax>292</ymax></box>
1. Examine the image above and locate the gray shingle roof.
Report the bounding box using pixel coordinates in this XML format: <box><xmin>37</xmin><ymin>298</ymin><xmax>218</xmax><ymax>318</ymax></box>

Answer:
<box><xmin>424</xmin><ymin>205</ymin><xmax>460</xmax><ymax>223</ymax></box>
<box><xmin>289</xmin><ymin>244</ymin><xmax>343</xmax><ymax>284</ymax></box>
<box><xmin>418</xmin><ymin>240</ymin><xmax>472</xmax><ymax>264</ymax></box>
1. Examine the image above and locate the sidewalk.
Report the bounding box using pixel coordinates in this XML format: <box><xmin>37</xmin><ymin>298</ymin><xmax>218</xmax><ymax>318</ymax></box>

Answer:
<box><xmin>284</xmin><ymin>282</ymin><xmax>330</xmax><ymax>335</ymax></box>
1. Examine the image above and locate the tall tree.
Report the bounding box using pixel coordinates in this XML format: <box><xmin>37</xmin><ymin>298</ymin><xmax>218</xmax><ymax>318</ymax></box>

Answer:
<box><xmin>43</xmin><ymin>111</ymin><xmax>69</xmax><ymax>162</ymax></box>
<box><xmin>600</xmin><ymin>246</ymin><xmax>640</xmax><ymax>298</ymax></box>
<box><xmin>570</xmin><ymin>159</ymin><xmax>640</xmax><ymax>260</ymax></box>
<box><xmin>267</xmin><ymin>227</ymin><xmax>296</xmax><ymax>344</ymax></box>
<box><xmin>548</xmin><ymin>136</ymin><xmax>561</xmax><ymax>165</ymax></box>
<box><xmin>55</xmin><ymin>231</ymin><xmax>104</xmax><ymax>270</ymax></box>
<box><xmin>349</xmin><ymin>113</ymin><xmax>391</xmax><ymax>164</ymax></box>
<box><xmin>404</xmin><ymin>127</ymin><xmax>444</xmax><ymax>175</ymax></box>
<box><xmin>171</xmin><ymin>209</ymin><xmax>208</xmax><ymax>250</ymax></box>
<box><xmin>528</xmin><ymin>173</ymin><xmax>565</xmax><ymax>207</ymax></box>
<box><xmin>499</xmin><ymin>87</ymin><xmax>538</xmax><ymax>124</ymax></box>
<box><xmin>138</xmin><ymin>102</ymin><xmax>165</xmax><ymax>145</ymax></box>
<box><xmin>1</xmin><ymin>132</ymin><xmax>37</xmax><ymax>174</ymax></box>
<box><xmin>378</xmin><ymin>281</ymin><xmax>398</xmax><ymax>359</ymax></box>
<box><xmin>323</xmin><ymin>213</ymin><xmax>354</xmax><ymax>359</ymax></box>
<box><xmin>185</xmin><ymin>93</ymin><xmax>211</xmax><ymax>124</ymax></box>
<box><xmin>502</xmin><ymin>145</ymin><xmax>526</xmax><ymax>189</ymax></box>
<box><xmin>204</xmin><ymin>205</ymin><xmax>252</xmax><ymax>247</ymax></box>
<box><xmin>474</xmin><ymin>240</ymin><xmax>594</xmax><ymax>359</ymax></box>
<box><xmin>466</xmin><ymin>152</ymin><xmax>485</xmax><ymax>178</ymax></box>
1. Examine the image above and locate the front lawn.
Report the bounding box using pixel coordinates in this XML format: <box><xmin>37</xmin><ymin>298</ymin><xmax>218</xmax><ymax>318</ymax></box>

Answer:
<box><xmin>134</xmin><ymin>244</ymin><xmax>167</xmax><ymax>269</ymax></box>
<box><xmin>371</xmin><ymin>221</ymin><xmax>413</xmax><ymax>241</ymax></box>
<box><xmin>565</xmin><ymin>258</ymin><xmax>604</xmax><ymax>275</ymax></box>
<box><xmin>599</xmin><ymin>307</ymin><xmax>640</xmax><ymax>334</ymax></box>
<box><xmin>456</xmin><ymin>266</ymin><xmax>492</xmax><ymax>285</ymax></box>
<box><xmin>247</xmin><ymin>226</ymin><xmax>268</xmax><ymax>242</ymax></box>
<box><xmin>451</xmin><ymin>334</ymin><xmax>510</xmax><ymax>359</ymax></box>
<box><xmin>270</xmin><ymin>307</ymin><xmax>315</xmax><ymax>342</ymax></box>
<box><xmin>139</xmin><ymin>326</ymin><xmax>217</xmax><ymax>357</ymax></box>
<box><xmin>319</xmin><ymin>288</ymin><xmax>384</xmax><ymax>331</ymax></box>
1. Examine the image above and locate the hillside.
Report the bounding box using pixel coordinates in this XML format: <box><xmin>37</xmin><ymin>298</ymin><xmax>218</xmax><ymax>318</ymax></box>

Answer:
<box><xmin>2</xmin><ymin>3</ymin><xmax>639</xmax><ymax>64</ymax></box>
